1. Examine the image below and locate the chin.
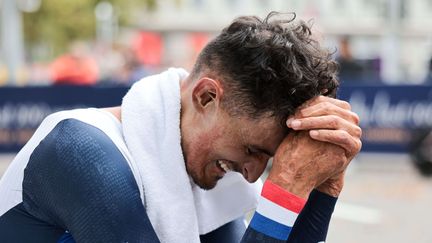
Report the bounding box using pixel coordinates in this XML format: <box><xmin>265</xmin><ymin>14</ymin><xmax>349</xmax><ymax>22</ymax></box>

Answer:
<box><xmin>190</xmin><ymin>174</ymin><xmax>219</xmax><ymax>190</ymax></box>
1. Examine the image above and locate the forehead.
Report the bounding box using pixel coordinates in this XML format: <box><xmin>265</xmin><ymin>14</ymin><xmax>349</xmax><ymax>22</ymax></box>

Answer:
<box><xmin>233</xmin><ymin>115</ymin><xmax>286</xmax><ymax>155</ymax></box>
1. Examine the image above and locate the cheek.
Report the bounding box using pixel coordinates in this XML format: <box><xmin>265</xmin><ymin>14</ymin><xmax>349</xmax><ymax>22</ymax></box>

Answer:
<box><xmin>186</xmin><ymin>127</ymin><xmax>220</xmax><ymax>166</ymax></box>
<box><xmin>216</xmin><ymin>133</ymin><xmax>247</xmax><ymax>161</ymax></box>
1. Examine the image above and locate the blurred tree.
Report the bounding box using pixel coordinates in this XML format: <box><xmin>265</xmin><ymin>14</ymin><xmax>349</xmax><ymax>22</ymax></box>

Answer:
<box><xmin>22</xmin><ymin>0</ymin><xmax>157</xmax><ymax>58</ymax></box>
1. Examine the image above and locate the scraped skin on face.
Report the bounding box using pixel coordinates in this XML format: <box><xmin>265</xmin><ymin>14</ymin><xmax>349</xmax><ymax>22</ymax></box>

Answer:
<box><xmin>180</xmin><ymin>76</ymin><xmax>286</xmax><ymax>190</ymax></box>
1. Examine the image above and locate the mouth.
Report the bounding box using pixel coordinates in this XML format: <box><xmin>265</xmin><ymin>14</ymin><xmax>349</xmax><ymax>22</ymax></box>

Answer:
<box><xmin>215</xmin><ymin>159</ymin><xmax>234</xmax><ymax>177</ymax></box>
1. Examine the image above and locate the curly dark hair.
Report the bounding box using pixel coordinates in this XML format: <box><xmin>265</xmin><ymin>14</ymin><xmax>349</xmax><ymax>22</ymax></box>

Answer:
<box><xmin>190</xmin><ymin>12</ymin><xmax>339</xmax><ymax>126</ymax></box>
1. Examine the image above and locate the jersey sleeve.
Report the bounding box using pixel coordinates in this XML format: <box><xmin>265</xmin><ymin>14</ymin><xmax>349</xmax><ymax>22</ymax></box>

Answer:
<box><xmin>287</xmin><ymin>189</ymin><xmax>337</xmax><ymax>242</ymax></box>
<box><xmin>241</xmin><ymin>180</ymin><xmax>337</xmax><ymax>243</ymax></box>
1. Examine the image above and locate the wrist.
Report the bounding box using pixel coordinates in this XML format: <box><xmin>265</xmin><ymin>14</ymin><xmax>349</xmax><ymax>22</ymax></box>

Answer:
<box><xmin>267</xmin><ymin>173</ymin><xmax>315</xmax><ymax>200</ymax></box>
<box><xmin>261</xmin><ymin>180</ymin><xmax>307</xmax><ymax>213</ymax></box>
<box><xmin>315</xmin><ymin>184</ymin><xmax>341</xmax><ymax>198</ymax></box>
<box><xmin>315</xmin><ymin>174</ymin><xmax>344</xmax><ymax>197</ymax></box>
<box><xmin>250</xmin><ymin>180</ymin><xmax>307</xmax><ymax>240</ymax></box>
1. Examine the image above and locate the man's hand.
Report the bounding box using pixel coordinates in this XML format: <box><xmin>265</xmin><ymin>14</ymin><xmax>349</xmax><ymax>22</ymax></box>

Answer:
<box><xmin>287</xmin><ymin>96</ymin><xmax>361</xmax><ymax>160</ymax></box>
<box><xmin>268</xmin><ymin>131</ymin><xmax>347</xmax><ymax>199</ymax></box>
<box><xmin>286</xmin><ymin>96</ymin><xmax>362</xmax><ymax>197</ymax></box>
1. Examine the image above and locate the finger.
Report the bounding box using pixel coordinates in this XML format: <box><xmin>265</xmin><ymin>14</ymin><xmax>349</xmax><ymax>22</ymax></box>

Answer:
<box><xmin>288</xmin><ymin>115</ymin><xmax>362</xmax><ymax>138</ymax></box>
<box><xmin>287</xmin><ymin>96</ymin><xmax>356</xmax><ymax>125</ymax></box>
<box><xmin>301</xmin><ymin>96</ymin><xmax>351</xmax><ymax>111</ymax></box>
<box><xmin>297</xmin><ymin>102</ymin><xmax>360</xmax><ymax>124</ymax></box>
<box><xmin>309</xmin><ymin>129</ymin><xmax>362</xmax><ymax>157</ymax></box>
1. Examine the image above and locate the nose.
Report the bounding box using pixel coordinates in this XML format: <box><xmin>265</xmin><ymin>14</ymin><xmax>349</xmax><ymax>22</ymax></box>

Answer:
<box><xmin>242</xmin><ymin>157</ymin><xmax>269</xmax><ymax>183</ymax></box>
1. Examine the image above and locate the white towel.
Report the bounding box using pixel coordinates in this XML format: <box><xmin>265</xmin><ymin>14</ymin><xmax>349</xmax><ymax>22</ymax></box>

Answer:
<box><xmin>121</xmin><ymin>68</ymin><xmax>262</xmax><ymax>243</ymax></box>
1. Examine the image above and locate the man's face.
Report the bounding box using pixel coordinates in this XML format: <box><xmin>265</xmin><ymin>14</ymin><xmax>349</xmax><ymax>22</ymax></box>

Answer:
<box><xmin>182</xmin><ymin>109</ymin><xmax>286</xmax><ymax>190</ymax></box>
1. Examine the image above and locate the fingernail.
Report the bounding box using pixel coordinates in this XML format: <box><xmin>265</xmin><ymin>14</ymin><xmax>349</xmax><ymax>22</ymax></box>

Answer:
<box><xmin>286</xmin><ymin>118</ymin><xmax>294</xmax><ymax>126</ymax></box>
<box><xmin>291</xmin><ymin>120</ymin><xmax>301</xmax><ymax>128</ymax></box>
<box><xmin>310</xmin><ymin>130</ymin><xmax>319</xmax><ymax>137</ymax></box>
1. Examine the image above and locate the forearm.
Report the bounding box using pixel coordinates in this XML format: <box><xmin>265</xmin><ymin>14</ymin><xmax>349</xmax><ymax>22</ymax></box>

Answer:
<box><xmin>240</xmin><ymin>180</ymin><xmax>306</xmax><ymax>242</ymax></box>
<box><xmin>287</xmin><ymin>189</ymin><xmax>337</xmax><ymax>243</ymax></box>
<box><xmin>240</xmin><ymin>181</ymin><xmax>337</xmax><ymax>243</ymax></box>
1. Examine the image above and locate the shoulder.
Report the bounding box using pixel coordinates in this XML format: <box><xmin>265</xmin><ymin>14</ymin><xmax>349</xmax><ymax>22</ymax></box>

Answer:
<box><xmin>34</xmin><ymin>118</ymin><xmax>124</xmax><ymax>167</ymax></box>
<box><xmin>22</xmin><ymin>119</ymin><xmax>157</xmax><ymax>242</ymax></box>
<box><xmin>24</xmin><ymin>118</ymin><xmax>140</xmax><ymax>204</ymax></box>
<box><xmin>47</xmin><ymin>118</ymin><xmax>118</xmax><ymax>152</ymax></box>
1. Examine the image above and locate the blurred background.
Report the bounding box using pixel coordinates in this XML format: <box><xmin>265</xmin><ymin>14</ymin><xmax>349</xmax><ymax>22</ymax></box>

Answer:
<box><xmin>1</xmin><ymin>0</ymin><xmax>432</xmax><ymax>242</ymax></box>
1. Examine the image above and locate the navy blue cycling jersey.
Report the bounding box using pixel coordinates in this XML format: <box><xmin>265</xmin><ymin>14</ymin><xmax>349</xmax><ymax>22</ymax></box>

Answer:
<box><xmin>0</xmin><ymin>119</ymin><xmax>337</xmax><ymax>242</ymax></box>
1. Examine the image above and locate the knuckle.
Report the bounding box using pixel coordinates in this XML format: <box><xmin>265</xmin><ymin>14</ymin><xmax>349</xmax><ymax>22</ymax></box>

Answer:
<box><xmin>338</xmin><ymin>130</ymin><xmax>350</xmax><ymax>143</ymax></box>
<box><xmin>317</xmin><ymin>95</ymin><xmax>325</xmax><ymax>102</ymax></box>
<box><xmin>354</xmin><ymin>126</ymin><xmax>362</xmax><ymax>138</ymax></box>
<box><xmin>357</xmin><ymin>139</ymin><xmax>363</xmax><ymax>152</ymax></box>
<box><xmin>351</xmin><ymin>112</ymin><xmax>360</xmax><ymax>125</ymax></box>
<box><xmin>328</xmin><ymin>115</ymin><xmax>341</xmax><ymax>127</ymax></box>
<box><xmin>340</xmin><ymin>101</ymin><xmax>351</xmax><ymax>110</ymax></box>
<box><xmin>322</xmin><ymin>100</ymin><xmax>332</xmax><ymax>106</ymax></box>
<box><xmin>305</xmin><ymin>97</ymin><xmax>316</xmax><ymax>107</ymax></box>
<box><xmin>322</xmin><ymin>102</ymin><xmax>333</xmax><ymax>112</ymax></box>
<box><xmin>299</xmin><ymin>108</ymin><xmax>308</xmax><ymax>117</ymax></box>
<box><xmin>313</xmin><ymin>96</ymin><xmax>326</xmax><ymax>105</ymax></box>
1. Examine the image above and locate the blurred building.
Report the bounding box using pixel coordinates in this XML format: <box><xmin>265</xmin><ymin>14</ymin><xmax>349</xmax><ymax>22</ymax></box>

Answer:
<box><xmin>0</xmin><ymin>0</ymin><xmax>432</xmax><ymax>85</ymax></box>
<box><xmin>128</xmin><ymin>0</ymin><xmax>432</xmax><ymax>84</ymax></box>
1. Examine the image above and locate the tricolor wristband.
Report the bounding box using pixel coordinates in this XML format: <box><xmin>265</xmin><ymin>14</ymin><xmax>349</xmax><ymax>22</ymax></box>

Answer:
<box><xmin>249</xmin><ymin>180</ymin><xmax>307</xmax><ymax>241</ymax></box>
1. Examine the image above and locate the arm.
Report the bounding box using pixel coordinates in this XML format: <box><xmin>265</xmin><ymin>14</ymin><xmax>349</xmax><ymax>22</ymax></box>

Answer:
<box><xmin>241</xmin><ymin>97</ymin><xmax>360</xmax><ymax>242</ymax></box>
<box><xmin>287</xmin><ymin>189</ymin><xmax>337</xmax><ymax>242</ymax></box>
<box><xmin>241</xmin><ymin>180</ymin><xmax>305</xmax><ymax>243</ymax></box>
<box><xmin>54</xmin><ymin>178</ymin><xmax>336</xmax><ymax>243</ymax></box>
<box><xmin>200</xmin><ymin>217</ymin><xmax>246</xmax><ymax>243</ymax></box>
<box><xmin>241</xmin><ymin>180</ymin><xmax>337</xmax><ymax>243</ymax></box>
<box><xmin>285</xmin><ymin>96</ymin><xmax>361</xmax><ymax>242</ymax></box>
<box><xmin>240</xmin><ymin>96</ymin><xmax>361</xmax><ymax>243</ymax></box>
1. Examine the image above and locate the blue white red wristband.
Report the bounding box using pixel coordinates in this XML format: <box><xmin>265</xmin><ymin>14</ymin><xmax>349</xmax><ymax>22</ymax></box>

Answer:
<box><xmin>249</xmin><ymin>180</ymin><xmax>307</xmax><ymax>240</ymax></box>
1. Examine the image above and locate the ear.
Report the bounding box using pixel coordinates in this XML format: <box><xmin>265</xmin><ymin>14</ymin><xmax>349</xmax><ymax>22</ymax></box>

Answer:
<box><xmin>192</xmin><ymin>77</ymin><xmax>223</xmax><ymax>112</ymax></box>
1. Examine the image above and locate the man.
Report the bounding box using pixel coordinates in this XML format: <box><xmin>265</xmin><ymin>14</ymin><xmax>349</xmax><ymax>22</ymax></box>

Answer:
<box><xmin>0</xmin><ymin>12</ymin><xmax>361</xmax><ymax>242</ymax></box>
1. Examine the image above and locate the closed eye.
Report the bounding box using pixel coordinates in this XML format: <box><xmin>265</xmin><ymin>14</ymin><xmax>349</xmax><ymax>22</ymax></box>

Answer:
<box><xmin>246</xmin><ymin>145</ymin><xmax>273</xmax><ymax>158</ymax></box>
<box><xmin>246</xmin><ymin>146</ymin><xmax>260</xmax><ymax>155</ymax></box>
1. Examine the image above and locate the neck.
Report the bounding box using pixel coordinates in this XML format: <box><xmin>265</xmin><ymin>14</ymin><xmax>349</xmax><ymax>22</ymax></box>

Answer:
<box><xmin>102</xmin><ymin>106</ymin><xmax>122</xmax><ymax>122</ymax></box>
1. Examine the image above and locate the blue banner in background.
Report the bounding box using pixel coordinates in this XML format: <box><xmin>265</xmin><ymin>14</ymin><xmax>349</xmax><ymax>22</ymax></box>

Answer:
<box><xmin>0</xmin><ymin>86</ymin><xmax>128</xmax><ymax>152</ymax></box>
<box><xmin>338</xmin><ymin>85</ymin><xmax>432</xmax><ymax>152</ymax></box>
<box><xmin>1</xmin><ymin>85</ymin><xmax>431</xmax><ymax>153</ymax></box>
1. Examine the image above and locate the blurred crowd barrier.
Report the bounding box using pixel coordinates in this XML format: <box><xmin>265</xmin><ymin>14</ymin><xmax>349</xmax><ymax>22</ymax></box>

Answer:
<box><xmin>338</xmin><ymin>85</ymin><xmax>432</xmax><ymax>153</ymax></box>
<box><xmin>1</xmin><ymin>84</ymin><xmax>432</xmax><ymax>153</ymax></box>
<box><xmin>0</xmin><ymin>86</ymin><xmax>127</xmax><ymax>152</ymax></box>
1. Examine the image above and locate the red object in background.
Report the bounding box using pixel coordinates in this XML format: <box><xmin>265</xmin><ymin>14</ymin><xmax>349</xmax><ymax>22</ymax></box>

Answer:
<box><xmin>51</xmin><ymin>55</ymin><xmax>99</xmax><ymax>85</ymax></box>
<box><xmin>189</xmin><ymin>33</ymin><xmax>210</xmax><ymax>56</ymax></box>
<box><xmin>133</xmin><ymin>32</ymin><xmax>163</xmax><ymax>66</ymax></box>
